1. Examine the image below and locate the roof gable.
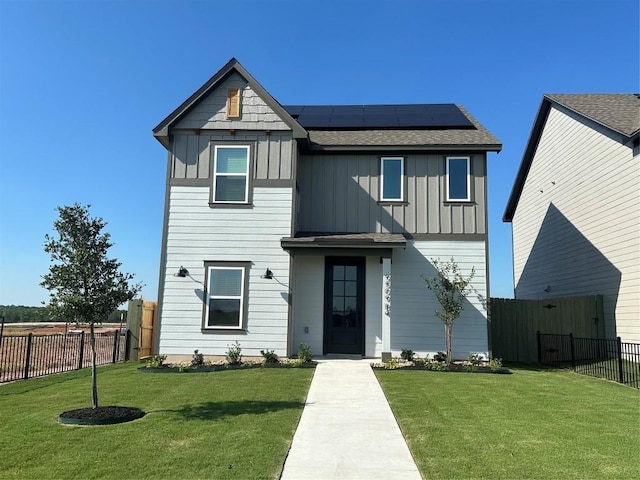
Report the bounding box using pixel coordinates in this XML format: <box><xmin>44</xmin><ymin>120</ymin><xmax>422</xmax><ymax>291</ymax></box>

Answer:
<box><xmin>152</xmin><ymin>58</ymin><xmax>307</xmax><ymax>148</ymax></box>
<box><xmin>503</xmin><ymin>94</ymin><xmax>639</xmax><ymax>222</ymax></box>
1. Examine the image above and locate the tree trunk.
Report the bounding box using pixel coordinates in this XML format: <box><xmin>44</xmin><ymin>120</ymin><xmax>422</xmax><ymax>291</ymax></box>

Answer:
<box><xmin>90</xmin><ymin>322</ymin><xmax>99</xmax><ymax>409</ymax></box>
<box><xmin>445</xmin><ymin>323</ymin><xmax>452</xmax><ymax>364</ymax></box>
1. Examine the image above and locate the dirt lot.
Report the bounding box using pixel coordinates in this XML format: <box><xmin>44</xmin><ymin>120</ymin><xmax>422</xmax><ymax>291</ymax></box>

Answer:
<box><xmin>1</xmin><ymin>322</ymin><xmax>122</xmax><ymax>336</ymax></box>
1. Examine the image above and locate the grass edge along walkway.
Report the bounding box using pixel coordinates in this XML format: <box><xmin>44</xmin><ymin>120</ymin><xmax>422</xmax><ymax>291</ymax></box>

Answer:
<box><xmin>375</xmin><ymin>366</ymin><xmax>639</xmax><ymax>480</ymax></box>
<box><xmin>0</xmin><ymin>362</ymin><xmax>315</xmax><ymax>480</ymax></box>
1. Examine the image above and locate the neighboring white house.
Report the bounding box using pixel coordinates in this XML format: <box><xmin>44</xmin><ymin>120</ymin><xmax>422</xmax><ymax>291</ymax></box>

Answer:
<box><xmin>152</xmin><ymin>58</ymin><xmax>502</xmax><ymax>360</ymax></box>
<box><xmin>504</xmin><ymin>94</ymin><xmax>640</xmax><ymax>344</ymax></box>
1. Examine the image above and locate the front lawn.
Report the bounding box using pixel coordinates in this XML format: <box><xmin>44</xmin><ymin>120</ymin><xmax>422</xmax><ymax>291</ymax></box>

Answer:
<box><xmin>0</xmin><ymin>363</ymin><xmax>314</xmax><ymax>479</ymax></box>
<box><xmin>375</xmin><ymin>366</ymin><xmax>639</xmax><ymax>479</ymax></box>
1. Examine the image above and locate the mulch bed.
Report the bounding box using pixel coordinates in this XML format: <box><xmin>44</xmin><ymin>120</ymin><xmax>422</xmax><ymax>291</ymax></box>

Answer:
<box><xmin>139</xmin><ymin>361</ymin><xmax>317</xmax><ymax>373</ymax></box>
<box><xmin>371</xmin><ymin>360</ymin><xmax>511</xmax><ymax>374</ymax></box>
<box><xmin>59</xmin><ymin>406</ymin><xmax>145</xmax><ymax>426</ymax></box>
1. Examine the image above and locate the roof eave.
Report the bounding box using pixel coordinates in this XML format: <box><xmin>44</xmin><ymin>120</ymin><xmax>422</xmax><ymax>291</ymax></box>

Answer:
<box><xmin>307</xmin><ymin>143</ymin><xmax>502</xmax><ymax>153</ymax></box>
<box><xmin>503</xmin><ymin>97</ymin><xmax>552</xmax><ymax>222</ymax></box>
<box><xmin>151</xmin><ymin>58</ymin><xmax>307</xmax><ymax>150</ymax></box>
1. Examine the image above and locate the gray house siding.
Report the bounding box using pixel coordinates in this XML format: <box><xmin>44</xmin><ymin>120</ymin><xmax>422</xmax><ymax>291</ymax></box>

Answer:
<box><xmin>296</xmin><ymin>153</ymin><xmax>486</xmax><ymax>235</ymax></box>
<box><xmin>174</xmin><ymin>72</ymin><xmax>290</xmax><ymax>131</ymax></box>
<box><xmin>169</xmin><ymin>131</ymin><xmax>294</xmax><ymax>181</ymax></box>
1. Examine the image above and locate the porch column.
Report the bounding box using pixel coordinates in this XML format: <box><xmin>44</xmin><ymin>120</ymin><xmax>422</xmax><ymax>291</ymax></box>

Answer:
<box><xmin>381</xmin><ymin>257</ymin><xmax>392</xmax><ymax>362</ymax></box>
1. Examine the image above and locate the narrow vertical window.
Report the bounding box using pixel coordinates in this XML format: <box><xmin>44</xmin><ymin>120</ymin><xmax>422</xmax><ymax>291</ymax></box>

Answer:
<box><xmin>204</xmin><ymin>265</ymin><xmax>246</xmax><ymax>329</ymax></box>
<box><xmin>213</xmin><ymin>146</ymin><xmax>250</xmax><ymax>203</ymax></box>
<box><xmin>227</xmin><ymin>88</ymin><xmax>241</xmax><ymax>118</ymax></box>
<box><xmin>446</xmin><ymin>156</ymin><xmax>471</xmax><ymax>201</ymax></box>
<box><xmin>380</xmin><ymin>157</ymin><xmax>404</xmax><ymax>201</ymax></box>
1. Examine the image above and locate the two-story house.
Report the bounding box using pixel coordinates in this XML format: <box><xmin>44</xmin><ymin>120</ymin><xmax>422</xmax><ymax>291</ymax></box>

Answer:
<box><xmin>504</xmin><ymin>94</ymin><xmax>639</xmax><ymax>344</ymax></box>
<box><xmin>152</xmin><ymin>58</ymin><xmax>501</xmax><ymax>361</ymax></box>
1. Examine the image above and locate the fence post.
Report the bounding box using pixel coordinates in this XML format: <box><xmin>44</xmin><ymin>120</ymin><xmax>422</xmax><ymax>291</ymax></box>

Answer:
<box><xmin>112</xmin><ymin>330</ymin><xmax>119</xmax><ymax>364</ymax></box>
<box><xmin>23</xmin><ymin>333</ymin><xmax>33</xmax><ymax>380</ymax></box>
<box><xmin>569</xmin><ymin>333</ymin><xmax>576</xmax><ymax>370</ymax></box>
<box><xmin>124</xmin><ymin>329</ymin><xmax>131</xmax><ymax>361</ymax></box>
<box><xmin>536</xmin><ymin>330</ymin><xmax>542</xmax><ymax>364</ymax></box>
<box><xmin>616</xmin><ymin>337</ymin><xmax>624</xmax><ymax>385</ymax></box>
<box><xmin>78</xmin><ymin>331</ymin><xmax>85</xmax><ymax>370</ymax></box>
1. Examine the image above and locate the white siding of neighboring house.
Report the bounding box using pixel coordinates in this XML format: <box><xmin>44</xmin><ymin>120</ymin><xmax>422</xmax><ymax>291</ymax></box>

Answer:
<box><xmin>512</xmin><ymin>105</ymin><xmax>640</xmax><ymax>343</ymax></box>
<box><xmin>391</xmin><ymin>240</ymin><xmax>489</xmax><ymax>359</ymax></box>
<box><xmin>158</xmin><ymin>186</ymin><xmax>293</xmax><ymax>357</ymax></box>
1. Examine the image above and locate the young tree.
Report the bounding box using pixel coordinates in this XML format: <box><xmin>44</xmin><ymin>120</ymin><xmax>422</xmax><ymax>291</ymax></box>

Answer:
<box><xmin>422</xmin><ymin>258</ymin><xmax>475</xmax><ymax>364</ymax></box>
<box><xmin>41</xmin><ymin>204</ymin><xmax>142</xmax><ymax>409</ymax></box>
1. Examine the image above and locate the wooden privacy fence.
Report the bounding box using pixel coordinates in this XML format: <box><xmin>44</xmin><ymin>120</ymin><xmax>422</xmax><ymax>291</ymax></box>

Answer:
<box><xmin>490</xmin><ymin>295</ymin><xmax>604</xmax><ymax>363</ymax></box>
<box><xmin>126</xmin><ymin>299</ymin><xmax>157</xmax><ymax>360</ymax></box>
<box><xmin>0</xmin><ymin>329</ymin><xmax>130</xmax><ymax>383</ymax></box>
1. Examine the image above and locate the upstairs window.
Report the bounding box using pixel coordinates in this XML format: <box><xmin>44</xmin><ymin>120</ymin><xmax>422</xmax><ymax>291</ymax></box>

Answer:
<box><xmin>213</xmin><ymin>146</ymin><xmax>250</xmax><ymax>203</ymax></box>
<box><xmin>226</xmin><ymin>88</ymin><xmax>241</xmax><ymax>118</ymax></box>
<box><xmin>380</xmin><ymin>157</ymin><xmax>404</xmax><ymax>201</ymax></box>
<box><xmin>446</xmin><ymin>156</ymin><xmax>471</xmax><ymax>202</ymax></box>
<box><xmin>204</xmin><ymin>264</ymin><xmax>248</xmax><ymax>329</ymax></box>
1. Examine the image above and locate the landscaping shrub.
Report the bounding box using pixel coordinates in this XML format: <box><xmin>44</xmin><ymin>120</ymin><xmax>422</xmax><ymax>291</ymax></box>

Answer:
<box><xmin>260</xmin><ymin>349</ymin><xmax>279</xmax><ymax>364</ymax></box>
<box><xmin>297</xmin><ymin>343</ymin><xmax>313</xmax><ymax>363</ymax></box>
<box><xmin>190</xmin><ymin>350</ymin><xmax>205</xmax><ymax>368</ymax></box>
<box><xmin>226</xmin><ymin>341</ymin><xmax>242</xmax><ymax>365</ymax></box>
<box><xmin>400</xmin><ymin>349</ymin><xmax>415</xmax><ymax>362</ymax></box>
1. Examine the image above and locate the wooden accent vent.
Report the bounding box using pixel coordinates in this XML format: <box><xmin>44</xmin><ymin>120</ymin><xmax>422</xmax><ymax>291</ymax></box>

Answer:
<box><xmin>227</xmin><ymin>88</ymin><xmax>241</xmax><ymax>118</ymax></box>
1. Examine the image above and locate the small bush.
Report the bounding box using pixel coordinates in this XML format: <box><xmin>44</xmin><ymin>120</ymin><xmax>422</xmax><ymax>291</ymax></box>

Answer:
<box><xmin>384</xmin><ymin>358</ymin><xmax>401</xmax><ymax>369</ymax></box>
<box><xmin>226</xmin><ymin>341</ymin><xmax>242</xmax><ymax>365</ymax></box>
<box><xmin>433</xmin><ymin>351</ymin><xmax>447</xmax><ymax>362</ymax></box>
<box><xmin>489</xmin><ymin>357</ymin><xmax>503</xmax><ymax>372</ymax></box>
<box><xmin>413</xmin><ymin>357</ymin><xmax>427</xmax><ymax>367</ymax></box>
<box><xmin>467</xmin><ymin>353</ymin><xmax>484</xmax><ymax>366</ymax></box>
<box><xmin>429</xmin><ymin>361</ymin><xmax>448</xmax><ymax>371</ymax></box>
<box><xmin>145</xmin><ymin>355</ymin><xmax>167</xmax><ymax>369</ymax></box>
<box><xmin>400</xmin><ymin>349</ymin><xmax>415</xmax><ymax>362</ymax></box>
<box><xmin>260</xmin><ymin>349</ymin><xmax>279</xmax><ymax>364</ymax></box>
<box><xmin>297</xmin><ymin>343</ymin><xmax>313</xmax><ymax>363</ymax></box>
<box><xmin>190</xmin><ymin>350</ymin><xmax>205</xmax><ymax>368</ymax></box>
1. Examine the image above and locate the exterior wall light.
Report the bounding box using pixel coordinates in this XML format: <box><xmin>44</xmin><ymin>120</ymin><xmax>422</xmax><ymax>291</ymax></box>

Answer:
<box><xmin>262</xmin><ymin>268</ymin><xmax>274</xmax><ymax>280</ymax></box>
<box><xmin>177</xmin><ymin>266</ymin><xmax>189</xmax><ymax>278</ymax></box>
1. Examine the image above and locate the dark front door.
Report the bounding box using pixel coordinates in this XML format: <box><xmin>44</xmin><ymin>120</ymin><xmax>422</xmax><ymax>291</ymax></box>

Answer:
<box><xmin>324</xmin><ymin>257</ymin><xmax>365</xmax><ymax>355</ymax></box>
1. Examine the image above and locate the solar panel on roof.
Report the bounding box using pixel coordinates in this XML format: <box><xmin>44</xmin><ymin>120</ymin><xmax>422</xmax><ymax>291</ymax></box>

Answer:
<box><xmin>283</xmin><ymin>104</ymin><xmax>474</xmax><ymax>129</ymax></box>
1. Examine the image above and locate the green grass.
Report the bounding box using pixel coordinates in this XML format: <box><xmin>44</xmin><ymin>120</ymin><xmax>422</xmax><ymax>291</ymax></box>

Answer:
<box><xmin>375</xmin><ymin>366</ymin><xmax>640</xmax><ymax>479</ymax></box>
<box><xmin>0</xmin><ymin>363</ymin><xmax>315</xmax><ymax>479</ymax></box>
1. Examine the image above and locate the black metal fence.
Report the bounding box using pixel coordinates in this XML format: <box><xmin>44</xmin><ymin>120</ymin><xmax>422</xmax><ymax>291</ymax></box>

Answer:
<box><xmin>538</xmin><ymin>331</ymin><xmax>640</xmax><ymax>389</ymax></box>
<box><xmin>0</xmin><ymin>329</ymin><xmax>130</xmax><ymax>383</ymax></box>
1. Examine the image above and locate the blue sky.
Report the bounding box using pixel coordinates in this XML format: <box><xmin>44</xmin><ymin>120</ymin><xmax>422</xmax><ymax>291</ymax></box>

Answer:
<box><xmin>0</xmin><ymin>0</ymin><xmax>638</xmax><ymax>306</ymax></box>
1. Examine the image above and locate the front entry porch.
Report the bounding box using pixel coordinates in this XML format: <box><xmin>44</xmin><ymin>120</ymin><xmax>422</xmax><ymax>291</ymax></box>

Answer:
<box><xmin>281</xmin><ymin>233</ymin><xmax>406</xmax><ymax>358</ymax></box>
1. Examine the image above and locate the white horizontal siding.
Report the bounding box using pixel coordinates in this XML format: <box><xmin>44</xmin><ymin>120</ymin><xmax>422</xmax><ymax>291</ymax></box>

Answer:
<box><xmin>158</xmin><ymin>186</ymin><xmax>293</xmax><ymax>356</ymax></box>
<box><xmin>391</xmin><ymin>240</ymin><xmax>488</xmax><ymax>359</ymax></box>
<box><xmin>512</xmin><ymin>106</ymin><xmax>639</xmax><ymax>343</ymax></box>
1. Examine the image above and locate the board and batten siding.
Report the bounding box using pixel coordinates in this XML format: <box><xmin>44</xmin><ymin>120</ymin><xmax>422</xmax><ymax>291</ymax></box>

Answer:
<box><xmin>174</xmin><ymin>71</ymin><xmax>290</xmax><ymax>131</ymax></box>
<box><xmin>158</xmin><ymin>186</ymin><xmax>293</xmax><ymax>357</ymax></box>
<box><xmin>512</xmin><ymin>105</ymin><xmax>640</xmax><ymax>343</ymax></box>
<box><xmin>296</xmin><ymin>153</ymin><xmax>486</xmax><ymax>235</ymax></box>
<box><xmin>170</xmin><ymin>131</ymin><xmax>293</xmax><ymax>181</ymax></box>
<box><xmin>391</xmin><ymin>240</ymin><xmax>488</xmax><ymax>358</ymax></box>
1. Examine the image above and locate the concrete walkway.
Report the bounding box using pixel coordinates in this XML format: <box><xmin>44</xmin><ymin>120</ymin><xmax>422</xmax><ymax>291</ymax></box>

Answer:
<box><xmin>280</xmin><ymin>359</ymin><xmax>422</xmax><ymax>480</ymax></box>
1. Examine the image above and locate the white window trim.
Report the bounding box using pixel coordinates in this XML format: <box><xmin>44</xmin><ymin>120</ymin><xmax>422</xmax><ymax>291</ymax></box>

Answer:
<box><xmin>212</xmin><ymin>145</ymin><xmax>250</xmax><ymax>204</ymax></box>
<box><xmin>380</xmin><ymin>156</ymin><xmax>404</xmax><ymax>202</ymax></box>
<box><xmin>204</xmin><ymin>265</ymin><xmax>246</xmax><ymax>330</ymax></box>
<box><xmin>446</xmin><ymin>156</ymin><xmax>471</xmax><ymax>202</ymax></box>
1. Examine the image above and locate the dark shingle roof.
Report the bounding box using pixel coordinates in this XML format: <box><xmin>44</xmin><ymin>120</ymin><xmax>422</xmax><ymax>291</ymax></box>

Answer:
<box><xmin>546</xmin><ymin>94</ymin><xmax>639</xmax><ymax>137</ymax></box>
<box><xmin>303</xmin><ymin>106</ymin><xmax>501</xmax><ymax>151</ymax></box>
